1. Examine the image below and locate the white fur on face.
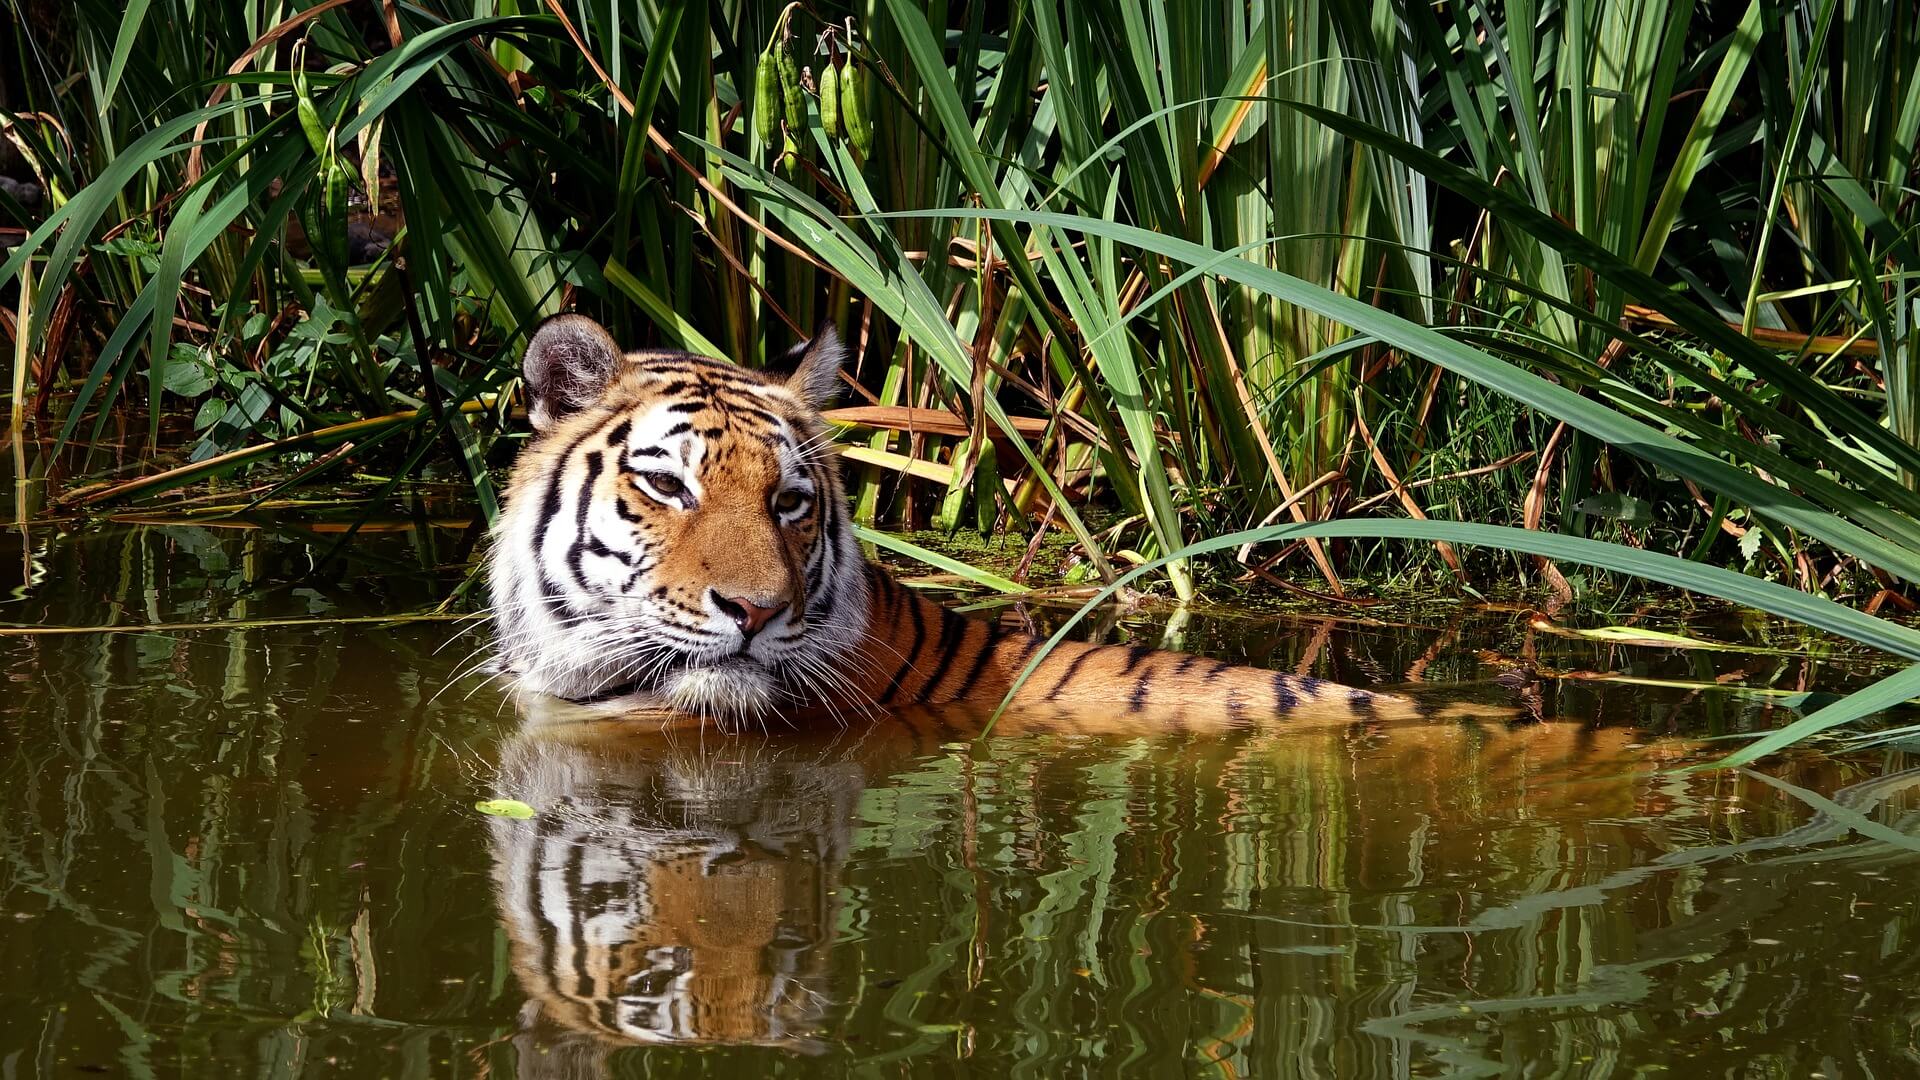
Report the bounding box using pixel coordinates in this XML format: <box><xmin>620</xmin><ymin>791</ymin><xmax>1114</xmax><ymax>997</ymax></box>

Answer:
<box><xmin>659</xmin><ymin>662</ymin><xmax>777</xmax><ymax>723</ymax></box>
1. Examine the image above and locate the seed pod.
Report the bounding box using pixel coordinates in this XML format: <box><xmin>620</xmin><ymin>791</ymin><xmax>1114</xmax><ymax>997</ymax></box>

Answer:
<box><xmin>780</xmin><ymin>132</ymin><xmax>802</xmax><ymax>180</ymax></box>
<box><xmin>818</xmin><ymin>61</ymin><xmax>841</xmax><ymax>141</ymax></box>
<box><xmin>320</xmin><ymin>154</ymin><xmax>350</xmax><ymax>272</ymax></box>
<box><xmin>290</xmin><ymin>39</ymin><xmax>331</xmax><ymax>159</ymax></box>
<box><xmin>753</xmin><ymin>50</ymin><xmax>779</xmax><ymax>144</ymax></box>
<box><xmin>842</xmin><ymin>60</ymin><xmax>872</xmax><ymax>156</ymax></box>
<box><xmin>776</xmin><ymin>38</ymin><xmax>805</xmax><ymax>133</ymax></box>
<box><xmin>303</xmin><ymin>137</ymin><xmax>350</xmax><ymax>276</ymax></box>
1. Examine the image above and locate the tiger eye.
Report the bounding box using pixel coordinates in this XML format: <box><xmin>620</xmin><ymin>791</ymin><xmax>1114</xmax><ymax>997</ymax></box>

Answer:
<box><xmin>643</xmin><ymin>472</ymin><xmax>685</xmax><ymax>498</ymax></box>
<box><xmin>774</xmin><ymin>489</ymin><xmax>807</xmax><ymax>513</ymax></box>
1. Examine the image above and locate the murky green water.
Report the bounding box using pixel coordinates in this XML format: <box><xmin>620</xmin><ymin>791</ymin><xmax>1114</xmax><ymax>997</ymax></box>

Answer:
<box><xmin>6</xmin><ymin>503</ymin><xmax>1920</xmax><ymax>1077</ymax></box>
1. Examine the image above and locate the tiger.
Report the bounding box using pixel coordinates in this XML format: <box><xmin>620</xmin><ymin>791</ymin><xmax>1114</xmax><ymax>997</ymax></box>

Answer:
<box><xmin>487</xmin><ymin>314</ymin><xmax>1414</xmax><ymax>729</ymax></box>
<box><xmin>489</xmin><ymin>699</ymin><xmax>1656</xmax><ymax>1065</ymax></box>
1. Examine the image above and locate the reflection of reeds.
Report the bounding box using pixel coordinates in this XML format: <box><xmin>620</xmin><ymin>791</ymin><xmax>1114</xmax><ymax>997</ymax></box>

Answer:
<box><xmin>0</xmin><ymin>528</ymin><xmax>523</xmax><ymax>1073</ymax></box>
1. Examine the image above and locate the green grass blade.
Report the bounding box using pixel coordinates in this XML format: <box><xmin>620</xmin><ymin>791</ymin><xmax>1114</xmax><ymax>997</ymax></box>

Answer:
<box><xmin>1707</xmin><ymin>664</ymin><xmax>1920</xmax><ymax>768</ymax></box>
<box><xmin>99</xmin><ymin>0</ymin><xmax>155</xmax><ymax>108</ymax></box>
<box><xmin>854</xmin><ymin>524</ymin><xmax>1025</xmax><ymax>594</ymax></box>
<box><xmin>1634</xmin><ymin>0</ymin><xmax>1761</xmax><ymax>273</ymax></box>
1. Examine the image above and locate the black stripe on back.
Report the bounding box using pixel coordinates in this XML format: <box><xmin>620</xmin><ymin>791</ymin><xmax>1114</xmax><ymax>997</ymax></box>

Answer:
<box><xmin>1003</xmin><ymin>631</ymin><xmax>1045</xmax><ymax>673</ymax></box>
<box><xmin>879</xmin><ymin>591</ymin><xmax>927</xmax><ymax>704</ymax></box>
<box><xmin>1272</xmin><ymin>672</ymin><xmax>1300</xmax><ymax>712</ymax></box>
<box><xmin>951</xmin><ymin>622</ymin><xmax>1005</xmax><ymax>699</ymax></box>
<box><xmin>1045</xmin><ymin>648</ymin><xmax>1101</xmax><ymax>701</ymax></box>
<box><xmin>918</xmin><ymin>606</ymin><xmax>970</xmax><ymax>702</ymax></box>
<box><xmin>1128</xmin><ymin>666</ymin><xmax>1153</xmax><ymax>712</ymax></box>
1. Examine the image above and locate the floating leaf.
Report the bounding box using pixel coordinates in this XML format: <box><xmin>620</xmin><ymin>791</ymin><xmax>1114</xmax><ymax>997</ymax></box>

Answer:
<box><xmin>474</xmin><ymin>798</ymin><xmax>537</xmax><ymax>819</ymax></box>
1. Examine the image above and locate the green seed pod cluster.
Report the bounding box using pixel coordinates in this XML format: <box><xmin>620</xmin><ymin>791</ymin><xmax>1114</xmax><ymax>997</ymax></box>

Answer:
<box><xmin>753</xmin><ymin>19</ymin><xmax>872</xmax><ymax>175</ymax></box>
<box><xmin>753</xmin><ymin>49</ymin><xmax>779</xmax><ymax>144</ymax></box>
<box><xmin>815</xmin><ymin>47</ymin><xmax>870</xmax><ymax>157</ymax></box>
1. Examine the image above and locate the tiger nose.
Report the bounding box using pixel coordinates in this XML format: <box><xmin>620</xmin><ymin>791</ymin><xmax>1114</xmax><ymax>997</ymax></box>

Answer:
<box><xmin>711</xmin><ymin>591</ymin><xmax>787</xmax><ymax>636</ymax></box>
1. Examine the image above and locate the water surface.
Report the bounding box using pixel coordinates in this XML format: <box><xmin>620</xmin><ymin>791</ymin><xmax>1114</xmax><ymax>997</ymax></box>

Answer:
<box><xmin>4</xmin><ymin>505</ymin><xmax>1920</xmax><ymax>1077</ymax></box>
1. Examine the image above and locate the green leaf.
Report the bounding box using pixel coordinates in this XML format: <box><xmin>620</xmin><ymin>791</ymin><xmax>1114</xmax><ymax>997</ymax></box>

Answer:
<box><xmin>99</xmin><ymin>0</ymin><xmax>156</xmax><ymax>117</ymax></box>
<box><xmin>160</xmin><ymin>343</ymin><xmax>216</xmax><ymax>398</ymax></box>
<box><xmin>1572</xmin><ymin>493</ymin><xmax>1653</xmax><ymax>525</ymax></box>
<box><xmin>192</xmin><ymin>397</ymin><xmax>227</xmax><ymax>432</ymax></box>
<box><xmin>853</xmin><ymin>525</ymin><xmax>1025</xmax><ymax>594</ymax></box>
<box><xmin>474</xmin><ymin>799</ymin><xmax>537</xmax><ymax>819</ymax></box>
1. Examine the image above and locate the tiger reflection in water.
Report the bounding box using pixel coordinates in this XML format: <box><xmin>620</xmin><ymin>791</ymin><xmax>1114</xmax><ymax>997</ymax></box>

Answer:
<box><xmin>488</xmin><ymin>704</ymin><xmax>863</xmax><ymax>1062</ymax></box>
<box><xmin>485</xmin><ymin>690</ymin><xmax>1554</xmax><ymax>1067</ymax></box>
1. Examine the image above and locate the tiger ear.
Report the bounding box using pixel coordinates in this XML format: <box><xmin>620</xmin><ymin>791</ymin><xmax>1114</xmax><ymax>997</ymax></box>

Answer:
<box><xmin>523</xmin><ymin>314</ymin><xmax>623</xmax><ymax>432</ymax></box>
<box><xmin>781</xmin><ymin>323</ymin><xmax>847</xmax><ymax>409</ymax></box>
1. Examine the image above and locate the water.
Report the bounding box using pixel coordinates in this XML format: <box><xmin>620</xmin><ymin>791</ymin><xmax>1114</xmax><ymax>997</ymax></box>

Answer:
<box><xmin>5</xmin><ymin>506</ymin><xmax>1920</xmax><ymax>1077</ymax></box>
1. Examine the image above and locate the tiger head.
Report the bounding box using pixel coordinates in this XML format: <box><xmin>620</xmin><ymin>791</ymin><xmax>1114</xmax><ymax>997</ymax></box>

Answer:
<box><xmin>488</xmin><ymin>315</ymin><xmax>869</xmax><ymax>723</ymax></box>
